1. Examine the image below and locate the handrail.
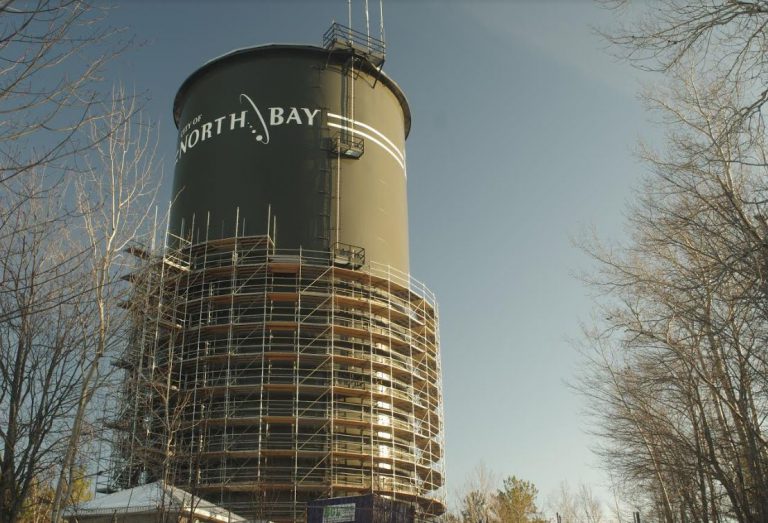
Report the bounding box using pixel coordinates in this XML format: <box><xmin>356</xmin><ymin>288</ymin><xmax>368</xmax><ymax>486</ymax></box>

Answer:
<box><xmin>322</xmin><ymin>22</ymin><xmax>386</xmax><ymax>59</ymax></box>
<box><xmin>133</xmin><ymin>241</ymin><xmax>438</xmax><ymax>307</ymax></box>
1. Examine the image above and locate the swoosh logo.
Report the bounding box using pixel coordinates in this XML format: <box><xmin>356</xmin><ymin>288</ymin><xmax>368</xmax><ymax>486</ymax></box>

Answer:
<box><xmin>240</xmin><ymin>93</ymin><xmax>270</xmax><ymax>144</ymax></box>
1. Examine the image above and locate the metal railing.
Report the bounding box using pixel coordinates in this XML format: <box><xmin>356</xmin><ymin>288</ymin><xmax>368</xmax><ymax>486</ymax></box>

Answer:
<box><xmin>331</xmin><ymin>131</ymin><xmax>365</xmax><ymax>159</ymax></box>
<box><xmin>323</xmin><ymin>22</ymin><xmax>386</xmax><ymax>61</ymax></box>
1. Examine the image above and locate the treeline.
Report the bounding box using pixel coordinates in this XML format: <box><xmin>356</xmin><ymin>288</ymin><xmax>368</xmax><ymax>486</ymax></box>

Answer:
<box><xmin>579</xmin><ymin>1</ymin><xmax>768</xmax><ymax>522</ymax></box>
<box><xmin>0</xmin><ymin>2</ymin><xmax>158</xmax><ymax>522</ymax></box>
<box><xmin>440</xmin><ymin>466</ymin><xmax>604</xmax><ymax>523</ymax></box>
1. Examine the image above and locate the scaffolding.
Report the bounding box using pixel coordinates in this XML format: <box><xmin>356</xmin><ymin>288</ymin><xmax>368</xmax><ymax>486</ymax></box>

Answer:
<box><xmin>108</xmin><ymin>231</ymin><xmax>445</xmax><ymax>522</ymax></box>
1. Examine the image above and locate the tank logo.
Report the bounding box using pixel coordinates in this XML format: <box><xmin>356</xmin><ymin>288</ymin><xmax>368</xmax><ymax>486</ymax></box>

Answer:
<box><xmin>239</xmin><ymin>94</ymin><xmax>271</xmax><ymax>144</ymax></box>
<box><xmin>176</xmin><ymin>94</ymin><xmax>322</xmax><ymax>161</ymax></box>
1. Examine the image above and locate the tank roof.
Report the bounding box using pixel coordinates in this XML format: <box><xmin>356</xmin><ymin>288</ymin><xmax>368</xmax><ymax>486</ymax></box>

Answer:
<box><xmin>173</xmin><ymin>44</ymin><xmax>412</xmax><ymax>137</ymax></box>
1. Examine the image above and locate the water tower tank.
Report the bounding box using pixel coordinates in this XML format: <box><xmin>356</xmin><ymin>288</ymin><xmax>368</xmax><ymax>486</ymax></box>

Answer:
<box><xmin>171</xmin><ymin>44</ymin><xmax>411</xmax><ymax>272</ymax></box>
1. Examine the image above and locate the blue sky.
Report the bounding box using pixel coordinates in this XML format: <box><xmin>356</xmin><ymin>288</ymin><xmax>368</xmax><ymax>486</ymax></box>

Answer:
<box><xmin>106</xmin><ymin>0</ymin><xmax>656</xmax><ymax>511</ymax></box>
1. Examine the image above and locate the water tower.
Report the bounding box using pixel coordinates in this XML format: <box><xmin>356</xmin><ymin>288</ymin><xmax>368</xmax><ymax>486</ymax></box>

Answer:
<box><xmin>111</xmin><ymin>24</ymin><xmax>444</xmax><ymax>522</ymax></box>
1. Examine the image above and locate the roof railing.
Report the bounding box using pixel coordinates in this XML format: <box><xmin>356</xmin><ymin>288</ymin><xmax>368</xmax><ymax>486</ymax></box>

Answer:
<box><xmin>323</xmin><ymin>22</ymin><xmax>386</xmax><ymax>65</ymax></box>
<box><xmin>331</xmin><ymin>131</ymin><xmax>365</xmax><ymax>159</ymax></box>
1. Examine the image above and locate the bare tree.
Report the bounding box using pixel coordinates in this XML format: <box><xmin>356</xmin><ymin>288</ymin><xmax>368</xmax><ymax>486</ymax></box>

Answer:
<box><xmin>0</xmin><ymin>0</ymin><xmax>122</xmax><ymax>186</ymax></box>
<box><xmin>0</xmin><ymin>0</ymin><xmax>127</xmax><ymax>332</ymax></box>
<box><xmin>547</xmin><ymin>482</ymin><xmax>578</xmax><ymax>523</ymax></box>
<box><xmin>600</xmin><ymin>0</ymin><xmax>768</xmax><ymax>127</ymax></box>
<box><xmin>584</xmin><ymin>3</ymin><xmax>768</xmax><ymax>520</ymax></box>
<box><xmin>576</xmin><ymin>484</ymin><xmax>604</xmax><ymax>523</ymax></box>
<box><xmin>49</xmin><ymin>87</ymin><xmax>159</xmax><ymax>522</ymax></box>
<box><xmin>0</xmin><ymin>175</ymin><xmax>90</xmax><ymax>523</ymax></box>
<box><xmin>0</xmin><ymin>97</ymin><xmax>158</xmax><ymax>522</ymax></box>
<box><xmin>547</xmin><ymin>482</ymin><xmax>604</xmax><ymax>523</ymax></box>
<box><xmin>456</xmin><ymin>464</ymin><xmax>497</xmax><ymax>523</ymax></box>
<box><xmin>579</xmin><ymin>63</ymin><xmax>768</xmax><ymax>521</ymax></box>
<box><xmin>598</xmin><ymin>0</ymin><xmax>768</xmax><ymax>249</ymax></box>
<box><xmin>0</xmin><ymin>2</ymin><xmax>159</xmax><ymax>520</ymax></box>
